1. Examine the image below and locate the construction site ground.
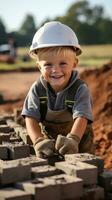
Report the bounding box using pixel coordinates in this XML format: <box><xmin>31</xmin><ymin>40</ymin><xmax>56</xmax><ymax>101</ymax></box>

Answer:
<box><xmin>0</xmin><ymin>63</ymin><xmax>112</xmax><ymax>170</ymax></box>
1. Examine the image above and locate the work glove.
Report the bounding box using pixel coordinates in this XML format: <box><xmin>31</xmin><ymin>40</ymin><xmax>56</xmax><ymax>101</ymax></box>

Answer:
<box><xmin>34</xmin><ymin>137</ymin><xmax>55</xmax><ymax>158</ymax></box>
<box><xmin>55</xmin><ymin>134</ymin><xmax>80</xmax><ymax>155</ymax></box>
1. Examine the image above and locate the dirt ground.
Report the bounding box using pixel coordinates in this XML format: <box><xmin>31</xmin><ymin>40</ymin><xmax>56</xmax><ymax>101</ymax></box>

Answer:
<box><xmin>0</xmin><ymin>64</ymin><xmax>112</xmax><ymax>170</ymax></box>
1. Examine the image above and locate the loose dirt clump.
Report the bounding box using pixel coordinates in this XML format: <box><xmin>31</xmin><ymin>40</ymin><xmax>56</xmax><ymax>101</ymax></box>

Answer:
<box><xmin>80</xmin><ymin>62</ymin><xmax>112</xmax><ymax>170</ymax></box>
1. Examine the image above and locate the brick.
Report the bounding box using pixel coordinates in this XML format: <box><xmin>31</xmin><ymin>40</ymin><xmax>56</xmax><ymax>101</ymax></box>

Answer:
<box><xmin>55</xmin><ymin>161</ymin><xmax>97</xmax><ymax>185</ymax></box>
<box><xmin>6</xmin><ymin>119</ymin><xmax>20</xmax><ymax>128</ymax></box>
<box><xmin>19</xmin><ymin>156</ymin><xmax>48</xmax><ymax>167</ymax></box>
<box><xmin>82</xmin><ymin>185</ymin><xmax>104</xmax><ymax>200</ymax></box>
<box><xmin>14</xmin><ymin>127</ymin><xmax>32</xmax><ymax>145</ymax></box>
<box><xmin>43</xmin><ymin>174</ymin><xmax>83</xmax><ymax>199</ymax></box>
<box><xmin>0</xmin><ymin>187</ymin><xmax>32</xmax><ymax>200</ymax></box>
<box><xmin>0</xmin><ymin>125</ymin><xmax>13</xmax><ymax>133</ymax></box>
<box><xmin>0</xmin><ymin>145</ymin><xmax>8</xmax><ymax>160</ymax></box>
<box><xmin>65</xmin><ymin>153</ymin><xmax>104</xmax><ymax>174</ymax></box>
<box><xmin>16</xmin><ymin>178</ymin><xmax>60</xmax><ymax>200</ymax></box>
<box><xmin>9</xmin><ymin>136</ymin><xmax>21</xmax><ymax>143</ymax></box>
<box><xmin>31</xmin><ymin>165</ymin><xmax>62</xmax><ymax>178</ymax></box>
<box><xmin>98</xmin><ymin>170</ymin><xmax>112</xmax><ymax>192</ymax></box>
<box><xmin>0</xmin><ymin>159</ymin><xmax>31</xmax><ymax>185</ymax></box>
<box><xmin>13</xmin><ymin>126</ymin><xmax>27</xmax><ymax>136</ymax></box>
<box><xmin>7</xmin><ymin>120</ymin><xmax>32</xmax><ymax>144</ymax></box>
<box><xmin>3</xmin><ymin>114</ymin><xmax>14</xmax><ymax>120</ymax></box>
<box><xmin>5</xmin><ymin>142</ymin><xmax>30</xmax><ymax>159</ymax></box>
<box><xmin>0</xmin><ymin>118</ymin><xmax>6</xmax><ymax>125</ymax></box>
<box><xmin>0</xmin><ymin>133</ymin><xmax>10</xmax><ymax>144</ymax></box>
<box><xmin>19</xmin><ymin>132</ymin><xmax>32</xmax><ymax>145</ymax></box>
<box><xmin>30</xmin><ymin>145</ymin><xmax>35</xmax><ymax>155</ymax></box>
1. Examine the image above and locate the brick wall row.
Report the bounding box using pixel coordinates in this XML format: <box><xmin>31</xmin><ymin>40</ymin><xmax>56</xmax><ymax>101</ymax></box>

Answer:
<box><xmin>0</xmin><ymin>113</ymin><xmax>112</xmax><ymax>200</ymax></box>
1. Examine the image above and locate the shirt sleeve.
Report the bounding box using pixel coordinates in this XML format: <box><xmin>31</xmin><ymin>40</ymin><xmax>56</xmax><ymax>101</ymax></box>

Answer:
<box><xmin>72</xmin><ymin>83</ymin><xmax>93</xmax><ymax>123</ymax></box>
<box><xmin>21</xmin><ymin>81</ymin><xmax>41</xmax><ymax>121</ymax></box>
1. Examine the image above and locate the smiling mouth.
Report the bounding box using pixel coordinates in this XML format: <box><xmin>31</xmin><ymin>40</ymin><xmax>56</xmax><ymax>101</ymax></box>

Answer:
<box><xmin>51</xmin><ymin>75</ymin><xmax>64</xmax><ymax>79</ymax></box>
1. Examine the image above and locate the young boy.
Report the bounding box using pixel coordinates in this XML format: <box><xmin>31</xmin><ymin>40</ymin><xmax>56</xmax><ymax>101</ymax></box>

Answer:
<box><xmin>22</xmin><ymin>21</ymin><xmax>94</xmax><ymax>158</ymax></box>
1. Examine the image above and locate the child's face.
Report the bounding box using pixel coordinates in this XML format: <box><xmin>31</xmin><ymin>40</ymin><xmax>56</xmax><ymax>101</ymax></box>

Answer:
<box><xmin>38</xmin><ymin>53</ymin><xmax>78</xmax><ymax>92</ymax></box>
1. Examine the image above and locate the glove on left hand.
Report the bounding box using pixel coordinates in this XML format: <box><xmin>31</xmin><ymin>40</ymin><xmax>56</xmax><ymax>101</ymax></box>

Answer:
<box><xmin>55</xmin><ymin>134</ymin><xmax>80</xmax><ymax>155</ymax></box>
<box><xmin>34</xmin><ymin>137</ymin><xmax>55</xmax><ymax>158</ymax></box>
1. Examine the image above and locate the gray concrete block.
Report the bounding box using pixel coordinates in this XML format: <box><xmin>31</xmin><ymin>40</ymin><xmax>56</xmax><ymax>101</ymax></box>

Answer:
<box><xmin>0</xmin><ymin>145</ymin><xmax>8</xmax><ymax>160</ymax></box>
<box><xmin>0</xmin><ymin>125</ymin><xmax>13</xmax><ymax>133</ymax></box>
<box><xmin>6</xmin><ymin>119</ymin><xmax>20</xmax><ymax>129</ymax></box>
<box><xmin>3</xmin><ymin>114</ymin><xmax>14</xmax><ymax>120</ymax></box>
<box><xmin>19</xmin><ymin>156</ymin><xmax>48</xmax><ymax>167</ymax></box>
<box><xmin>13</xmin><ymin>126</ymin><xmax>27</xmax><ymax>136</ymax></box>
<box><xmin>9</xmin><ymin>136</ymin><xmax>21</xmax><ymax>143</ymax></box>
<box><xmin>55</xmin><ymin>161</ymin><xmax>97</xmax><ymax>185</ymax></box>
<box><xmin>43</xmin><ymin>174</ymin><xmax>83</xmax><ymax>199</ymax></box>
<box><xmin>0</xmin><ymin>187</ymin><xmax>32</xmax><ymax>200</ymax></box>
<box><xmin>29</xmin><ymin>145</ymin><xmax>35</xmax><ymax>155</ymax></box>
<box><xmin>31</xmin><ymin>165</ymin><xmax>62</xmax><ymax>178</ymax></box>
<box><xmin>5</xmin><ymin>142</ymin><xmax>30</xmax><ymax>159</ymax></box>
<box><xmin>98</xmin><ymin>170</ymin><xmax>112</xmax><ymax>192</ymax></box>
<box><xmin>15</xmin><ymin>178</ymin><xmax>60</xmax><ymax>200</ymax></box>
<box><xmin>0</xmin><ymin>133</ymin><xmax>10</xmax><ymax>144</ymax></box>
<box><xmin>82</xmin><ymin>185</ymin><xmax>104</xmax><ymax>200</ymax></box>
<box><xmin>65</xmin><ymin>153</ymin><xmax>104</xmax><ymax>174</ymax></box>
<box><xmin>21</xmin><ymin>156</ymin><xmax>48</xmax><ymax>167</ymax></box>
<box><xmin>0</xmin><ymin>159</ymin><xmax>31</xmax><ymax>185</ymax></box>
<box><xmin>7</xmin><ymin>120</ymin><xmax>32</xmax><ymax>144</ymax></box>
<box><xmin>0</xmin><ymin>119</ymin><xmax>6</xmax><ymax>125</ymax></box>
<box><xmin>19</xmin><ymin>132</ymin><xmax>32</xmax><ymax>145</ymax></box>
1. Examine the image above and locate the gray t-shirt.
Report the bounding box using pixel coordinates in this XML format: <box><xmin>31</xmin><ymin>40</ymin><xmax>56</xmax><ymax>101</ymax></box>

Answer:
<box><xmin>21</xmin><ymin>71</ymin><xmax>93</xmax><ymax>123</ymax></box>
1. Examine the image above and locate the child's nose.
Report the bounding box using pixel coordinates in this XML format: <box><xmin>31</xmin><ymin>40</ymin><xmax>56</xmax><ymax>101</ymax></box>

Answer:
<box><xmin>52</xmin><ymin>65</ymin><xmax>60</xmax><ymax>72</ymax></box>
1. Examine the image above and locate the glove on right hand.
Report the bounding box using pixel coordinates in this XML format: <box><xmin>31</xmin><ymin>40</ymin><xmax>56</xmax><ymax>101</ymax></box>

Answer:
<box><xmin>55</xmin><ymin>134</ymin><xmax>80</xmax><ymax>155</ymax></box>
<box><xmin>34</xmin><ymin>137</ymin><xmax>55</xmax><ymax>158</ymax></box>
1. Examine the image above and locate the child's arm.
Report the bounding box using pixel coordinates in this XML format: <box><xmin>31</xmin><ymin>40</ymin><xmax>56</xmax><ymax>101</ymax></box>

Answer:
<box><xmin>70</xmin><ymin>117</ymin><xmax>87</xmax><ymax>140</ymax></box>
<box><xmin>25</xmin><ymin>117</ymin><xmax>55</xmax><ymax>158</ymax></box>
<box><xmin>25</xmin><ymin>117</ymin><xmax>43</xmax><ymax>144</ymax></box>
<box><xmin>55</xmin><ymin>117</ymin><xmax>87</xmax><ymax>155</ymax></box>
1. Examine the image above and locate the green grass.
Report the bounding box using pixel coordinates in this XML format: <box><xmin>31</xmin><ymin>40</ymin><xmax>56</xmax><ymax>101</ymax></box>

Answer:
<box><xmin>0</xmin><ymin>44</ymin><xmax>112</xmax><ymax>70</ymax></box>
<box><xmin>79</xmin><ymin>44</ymin><xmax>112</xmax><ymax>67</ymax></box>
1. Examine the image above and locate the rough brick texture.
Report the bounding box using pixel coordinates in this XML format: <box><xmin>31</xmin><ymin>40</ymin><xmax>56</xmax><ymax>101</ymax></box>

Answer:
<box><xmin>55</xmin><ymin>161</ymin><xmax>97</xmax><ymax>185</ymax></box>
<box><xmin>0</xmin><ymin>159</ymin><xmax>31</xmax><ymax>185</ymax></box>
<box><xmin>0</xmin><ymin>145</ymin><xmax>8</xmax><ymax>160</ymax></box>
<box><xmin>31</xmin><ymin>165</ymin><xmax>61</xmax><ymax>178</ymax></box>
<box><xmin>0</xmin><ymin>187</ymin><xmax>32</xmax><ymax>200</ymax></box>
<box><xmin>65</xmin><ymin>153</ymin><xmax>104</xmax><ymax>174</ymax></box>
<box><xmin>4</xmin><ymin>142</ymin><xmax>30</xmax><ymax>159</ymax></box>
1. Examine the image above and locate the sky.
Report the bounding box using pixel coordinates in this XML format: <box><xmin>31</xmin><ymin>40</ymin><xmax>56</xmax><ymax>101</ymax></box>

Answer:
<box><xmin>0</xmin><ymin>0</ymin><xmax>112</xmax><ymax>32</ymax></box>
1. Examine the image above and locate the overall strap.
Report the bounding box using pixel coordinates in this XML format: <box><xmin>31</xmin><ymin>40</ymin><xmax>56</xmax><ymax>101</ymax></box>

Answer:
<box><xmin>36</xmin><ymin>79</ymin><xmax>47</xmax><ymax>120</ymax></box>
<box><xmin>36</xmin><ymin>78</ymin><xmax>85</xmax><ymax>120</ymax></box>
<box><xmin>65</xmin><ymin>79</ymin><xmax>85</xmax><ymax>111</ymax></box>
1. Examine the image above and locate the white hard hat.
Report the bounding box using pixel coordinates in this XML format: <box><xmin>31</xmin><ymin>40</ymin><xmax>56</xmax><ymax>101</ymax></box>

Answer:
<box><xmin>30</xmin><ymin>21</ymin><xmax>82</xmax><ymax>56</ymax></box>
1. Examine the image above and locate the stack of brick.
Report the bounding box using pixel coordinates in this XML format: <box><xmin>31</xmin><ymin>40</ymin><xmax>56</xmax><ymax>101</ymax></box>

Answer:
<box><xmin>0</xmin><ymin>114</ymin><xmax>112</xmax><ymax>199</ymax></box>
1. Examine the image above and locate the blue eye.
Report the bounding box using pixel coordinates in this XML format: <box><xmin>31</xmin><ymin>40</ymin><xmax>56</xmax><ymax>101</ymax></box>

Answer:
<box><xmin>44</xmin><ymin>63</ymin><xmax>52</xmax><ymax>69</ymax></box>
<box><xmin>60</xmin><ymin>62</ymin><xmax>67</xmax><ymax>67</ymax></box>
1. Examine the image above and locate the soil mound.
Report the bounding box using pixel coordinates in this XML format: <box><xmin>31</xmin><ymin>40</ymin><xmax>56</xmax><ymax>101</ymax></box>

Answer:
<box><xmin>81</xmin><ymin>62</ymin><xmax>112</xmax><ymax>169</ymax></box>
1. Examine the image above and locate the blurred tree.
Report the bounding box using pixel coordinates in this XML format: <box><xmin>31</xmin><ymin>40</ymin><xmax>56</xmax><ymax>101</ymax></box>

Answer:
<box><xmin>5</xmin><ymin>0</ymin><xmax>112</xmax><ymax>46</ymax></box>
<box><xmin>0</xmin><ymin>18</ymin><xmax>7</xmax><ymax>44</ymax></box>
<box><xmin>96</xmin><ymin>18</ymin><xmax>112</xmax><ymax>43</ymax></box>
<box><xmin>19</xmin><ymin>14</ymin><xmax>36</xmax><ymax>35</ymax></box>
<box><xmin>18</xmin><ymin>14</ymin><xmax>37</xmax><ymax>46</ymax></box>
<box><xmin>54</xmin><ymin>0</ymin><xmax>112</xmax><ymax>44</ymax></box>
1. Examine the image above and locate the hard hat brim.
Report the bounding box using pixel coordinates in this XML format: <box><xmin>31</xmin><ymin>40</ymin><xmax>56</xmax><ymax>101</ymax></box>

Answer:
<box><xmin>30</xmin><ymin>44</ymin><xmax>82</xmax><ymax>56</ymax></box>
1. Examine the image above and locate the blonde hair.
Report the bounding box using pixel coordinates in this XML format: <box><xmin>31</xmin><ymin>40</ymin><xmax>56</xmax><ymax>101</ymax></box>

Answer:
<box><xmin>30</xmin><ymin>46</ymin><xmax>77</xmax><ymax>62</ymax></box>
